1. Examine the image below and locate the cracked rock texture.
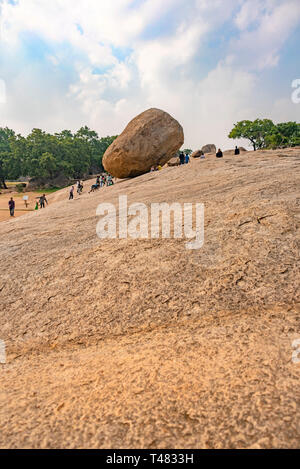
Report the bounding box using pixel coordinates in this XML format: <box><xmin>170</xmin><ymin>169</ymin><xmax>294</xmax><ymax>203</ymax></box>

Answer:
<box><xmin>0</xmin><ymin>147</ymin><xmax>300</xmax><ymax>448</ymax></box>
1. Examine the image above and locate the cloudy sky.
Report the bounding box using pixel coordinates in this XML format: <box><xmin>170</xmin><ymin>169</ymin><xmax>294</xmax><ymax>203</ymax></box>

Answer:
<box><xmin>0</xmin><ymin>0</ymin><xmax>300</xmax><ymax>149</ymax></box>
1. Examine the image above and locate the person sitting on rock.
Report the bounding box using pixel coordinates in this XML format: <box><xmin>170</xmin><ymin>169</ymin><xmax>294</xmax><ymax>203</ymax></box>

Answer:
<box><xmin>89</xmin><ymin>183</ymin><xmax>99</xmax><ymax>193</ymax></box>
<box><xmin>216</xmin><ymin>149</ymin><xmax>223</xmax><ymax>158</ymax></box>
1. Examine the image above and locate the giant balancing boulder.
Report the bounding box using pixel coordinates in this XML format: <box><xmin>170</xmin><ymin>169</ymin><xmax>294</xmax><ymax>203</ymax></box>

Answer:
<box><xmin>102</xmin><ymin>108</ymin><xmax>184</xmax><ymax>178</ymax></box>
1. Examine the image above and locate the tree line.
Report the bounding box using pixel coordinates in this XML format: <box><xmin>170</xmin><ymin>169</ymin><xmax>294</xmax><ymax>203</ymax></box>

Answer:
<box><xmin>229</xmin><ymin>119</ymin><xmax>300</xmax><ymax>151</ymax></box>
<box><xmin>1</xmin><ymin>119</ymin><xmax>299</xmax><ymax>189</ymax></box>
<box><xmin>0</xmin><ymin>126</ymin><xmax>117</xmax><ymax>189</ymax></box>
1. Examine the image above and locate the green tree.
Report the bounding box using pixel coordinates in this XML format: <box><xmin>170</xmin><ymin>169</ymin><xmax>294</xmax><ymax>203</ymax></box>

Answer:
<box><xmin>290</xmin><ymin>126</ymin><xmax>300</xmax><ymax>147</ymax></box>
<box><xmin>228</xmin><ymin>119</ymin><xmax>276</xmax><ymax>151</ymax></box>
<box><xmin>75</xmin><ymin>126</ymin><xmax>101</xmax><ymax>173</ymax></box>
<box><xmin>98</xmin><ymin>135</ymin><xmax>118</xmax><ymax>169</ymax></box>
<box><xmin>1</xmin><ymin>125</ymin><xmax>118</xmax><ymax>187</ymax></box>
<box><xmin>276</xmin><ymin>122</ymin><xmax>298</xmax><ymax>139</ymax></box>
<box><xmin>9</xmin><ymin>134</ymin><xmax>29</xmax><ymax>180</ymax></box>
<box><xmin>276</xmin><ymin>122</ymin><xmax>300</xmax><ymax>147</ymax></box>
<box><xmin>264</xmin><ymin>133</ymin><xmax>286</xmax><ymax>149</ymax></box>
<box><xmin>0</xmin><ymin>127</ymin><xmax>16</xmax><ymax>188</ymax></box>
<box><xmin>263</xmin><ymin>122</ymin><xmax>300</xmax><ymax>149</ymax></box>
<box><xmin>39</xmin><ymin>152</ymin><xmax>58</xmax><ymax>179</ymax></box>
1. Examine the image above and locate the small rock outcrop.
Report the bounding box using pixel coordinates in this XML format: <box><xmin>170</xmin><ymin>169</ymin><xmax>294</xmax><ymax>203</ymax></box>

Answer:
<box><xmin>202</xmin><ymin>144</ymin><xmax>216</xmax><ymax>154</ymax></box>
<box><xmin>191</xmin><ymin>150</ymin><xmax>204</xmax><ymax>158</ymax></box>
<box><xmin>167</xmin><ymin>157</ymin><xmax>180</xmax><ymax>166</ymax></box>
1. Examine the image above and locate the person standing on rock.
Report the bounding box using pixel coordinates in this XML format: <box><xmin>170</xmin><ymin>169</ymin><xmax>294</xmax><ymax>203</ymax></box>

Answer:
<box><xmin>235</xmin><ymin>146</ymin><xmax>240</xmax><ymax>156</ymax></box>
<box><xmin>185</xmin><ymin>153</ymin><xmax>190</xmax><ymax>164</ymax></box>
<box><xmin>39</xmin><ymin>194</ymin><xmax>48</xmax><ymax>209</ymax></box>
<box><xmin>106</xmin><ymin>174</ymin><xmax>114</xmax><ymax>186</ymax></box>
<box><xmin>216</xmin><ymin>148</ymin><xmax>223</xmax><ymax>158</ymax></box>
<box><xmin>179</xmin><ymin>152</ymin><xmax>185</xmax><ymax>165</ymax></box>
<box><xmin>77</xmin><ymin>180</ymin><xmax>83</xmax><ymax>195</ymax></box>
<box><xmin>8</xmin><ymin>197</ymin><xmax>15</xmax><ymax>217</ymax></box>
<box><xmin>69</xmin><ymin>186</ymin><xmax>74</xmax><ymax>200</ymax></box>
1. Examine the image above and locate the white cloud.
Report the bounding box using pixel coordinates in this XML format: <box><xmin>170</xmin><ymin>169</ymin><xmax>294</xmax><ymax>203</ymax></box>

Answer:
<box><xmin>232</xmin><ymin>0</ymin><xmax>300</xmax><ymax>70</ymax></box>
<box><xmin>235</xmin><ymin>0</ymin><xmax>276</xmax><ymax>30</ymax></box>
<box><xmin>0</xmin><ymin>78</ymin><xmax>6</xmax><ymax>104</ymax></box>
<box><xmin>0</xmin><ymin>0</ymin><xmax>299</xmax><ymax>150</ymax></box>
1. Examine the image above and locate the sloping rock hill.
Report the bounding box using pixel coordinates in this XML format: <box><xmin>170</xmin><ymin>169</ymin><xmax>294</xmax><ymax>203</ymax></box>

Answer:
<box><xmin>0</xmin><ymin>148</ymin><xmax>300</xmax><ymax>449</ymax></box>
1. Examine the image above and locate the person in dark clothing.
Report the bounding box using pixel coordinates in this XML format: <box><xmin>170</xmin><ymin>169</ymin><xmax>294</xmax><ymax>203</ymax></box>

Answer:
<box><xmin>8</xmin><ymin>198</ymin><xmax>15</xmax><ymax>217</ymax></box>
<box><xmin>216</xmin><ymin>149</ymin><xmax>223</xmax><ymax>158</ymax></box>
<box><xmin>100</xmin><ymin>174</ymin><xmax>106</xmax><ymax>187</ymax></box>
<box><xmin>69</xmin><ymin>186</ymin><xmax>74</xmax><ymax>200</ymax></box>
<box><xmin>179</xmin><ymin>152</ymin><xmax>185</xmax><ymax>165</ymax></box>
<box><xmin>234</xmin><ymin>146</ymin><xmax>240</xmax><ymax>155</ymax></box>
<box><xmin>39</xmin><ymin>194</ymin><xmax>48</xmax><ymax>209</ymax></box>
<box><xmin>77</xmin><ymin>181</ymin><xmax>83</xmax><ymax>195</ymax></box>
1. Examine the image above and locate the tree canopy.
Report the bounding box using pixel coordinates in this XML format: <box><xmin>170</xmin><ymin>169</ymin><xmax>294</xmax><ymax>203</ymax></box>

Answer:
<box><xmin>0</xmin><ymin>126</ymin><xmax>117</xmax><ymax>188</ymax></box>
<box><xmin>228</xmin><ymin>119</ymin><xmax>300</xmax><ymax>151</ymax></box>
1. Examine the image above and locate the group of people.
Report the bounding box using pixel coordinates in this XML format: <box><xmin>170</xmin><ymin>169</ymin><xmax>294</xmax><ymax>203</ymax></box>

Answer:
<box><xmin>149</xmin><ymin>145</ymin><xmax>241</xmax><ymax>173</ymax></box>
<box><xmin>8</xmin><ymin>193</ymin><xmax>48</xmax><ymax>217</ymax></box>
<box><xmin>69</xmin><ymin>180</ymin><xmax>84</xmax><ymax>199</ymax></box>
<box><xmin>69</xmin><ymin>174</ymin><xmax>114</xmax><ymax>198</ymax></box>
<box><xmin>35</xmin><ymin>194</ymin><xmax>48</xmax><ymax>209</ymax></box>
<box><xmin>216</xmin><ymin>146</ymin><xmax>240</xmax><ymax>158</ymax></box>
<box><xmin>88</xmin><ymin>173</ymin><xmax>114</xmax><ymax>193</ymax></box>
<box><xmin>179</xmin><ymin>152</ymin><xmax>190</xmax><ymax>165</ymax></box>
<box><xmin>150</xmin><ymin>153</ymin><xmax>190</xmax><ymax>172</ymax></box>
<box><xmin>8</xmin><ymin>145</ymin><xmax>243</xmax><ymax>218</ymax></box>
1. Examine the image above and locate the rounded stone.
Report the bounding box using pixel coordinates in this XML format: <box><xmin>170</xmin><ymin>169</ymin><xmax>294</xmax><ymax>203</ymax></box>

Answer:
<box><xmin>102</xmin><ymin>108</ymin><xmax>184</xmax><ymax>178</ymax></box>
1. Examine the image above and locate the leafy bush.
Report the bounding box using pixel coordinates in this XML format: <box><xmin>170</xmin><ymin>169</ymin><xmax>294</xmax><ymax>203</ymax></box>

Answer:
<box><xmin>16</xmin><ymin>183</ymin><xmax>26</xmax><ymax>193</ymax></box>
<box><xmin>229</xmin><ymin>119</ymin><xmax>300</xmax><ymax>151</ymax></box>
<box><xmin>0</xmin><ymin>126</ymin><xmax>118</xmax><ymax>188</ymax></box>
